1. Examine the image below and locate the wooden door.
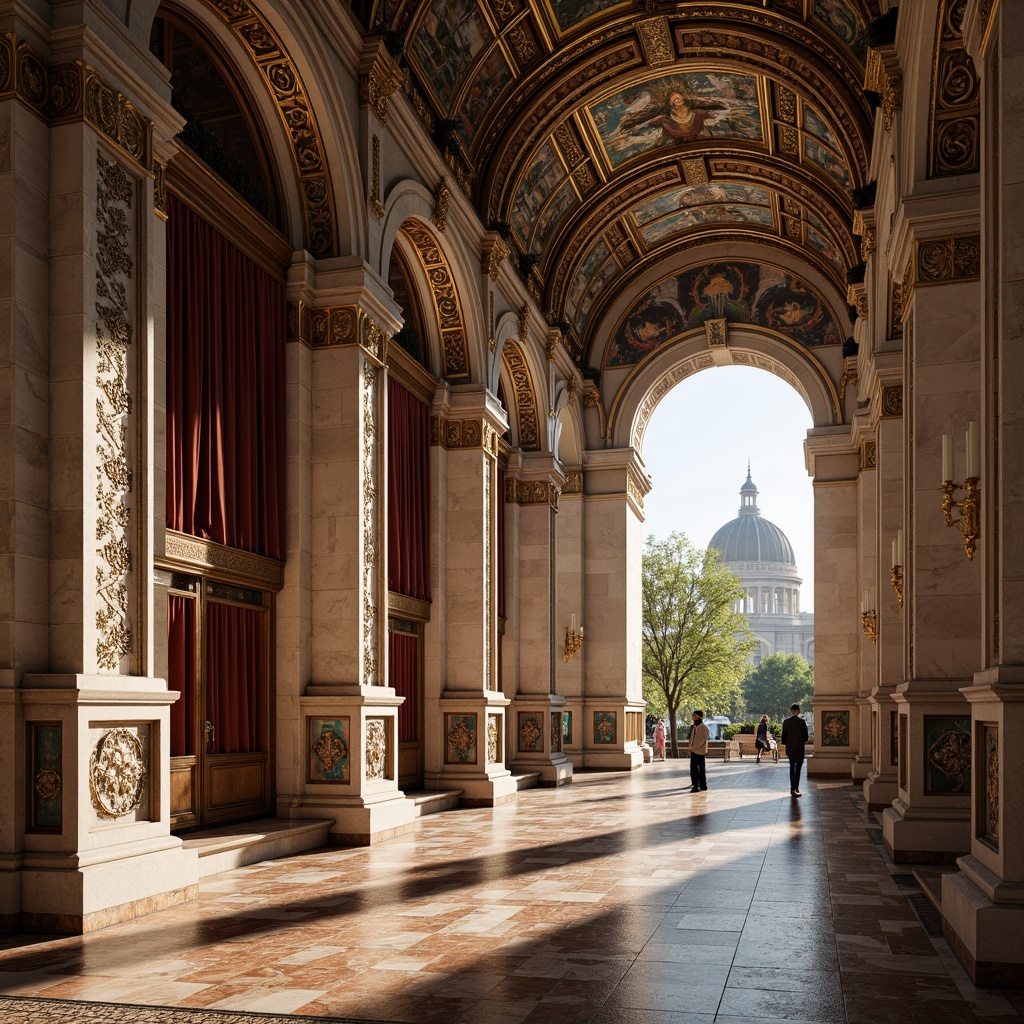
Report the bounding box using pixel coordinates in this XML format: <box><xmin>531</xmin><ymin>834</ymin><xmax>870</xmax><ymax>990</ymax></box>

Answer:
<box><xmin>168</xmin><ymin>574</ymin><xmax>273</xmax><ymax>830</ymax></box>
<box><xmin>389</xmin><ymin>618</ymin><xmax>423</xmax><ymax>789</ymax></box>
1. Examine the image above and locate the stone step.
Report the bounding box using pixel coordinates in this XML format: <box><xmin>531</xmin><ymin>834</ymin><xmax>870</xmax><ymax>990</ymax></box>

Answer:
<box><xmin>912</xmin><ymin>865</ymin><xmax>947</xmax><ymax>913</ymax></box>
<box><xmin>180</xmin><ymin>818</ymin><xmax>333</xmax><ymax>878</ymax></box>
<box><xmin>513</xmin><ymin>771</ymin><xmax>541</xmax><ymax>790</ymax></box>
<box><xmin>404</xmin><ymin>789</ymin><xmax>463</xmax><ymax>817</ymax></box>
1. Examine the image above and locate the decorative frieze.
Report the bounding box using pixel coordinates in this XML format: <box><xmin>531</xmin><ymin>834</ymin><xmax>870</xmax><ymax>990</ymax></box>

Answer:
<box><xmin>95</xmin><ymin>152</ymin><xmax>135</xmax><ymax>672</ymax></box>
<box><xmin>929</xmin><ymin>0</ymin><xmax>980</xmax><ymax>178</ymax></box>
<box><xmin>370</xmin><ymin>134</ymin><xmax>385</xmax><ymax>221</ymax></box>
<box><xmin>505</xmin><ymin>478</ymin><xmax>560</xmax><ymax>509</ymax></box>
<box><xmin>286</xmin><ymin>301</ymin><xmax>388</xmax><ymax>359</ymax></box>
<box><xmin>563</xmin><ymin>470</ymin><xmax>583</xmax><ymax>494</ymax></box>
<box><xmin>163</xmin><ymin>529</ymin><xmax>284</xmax><ymax>589</ymax></box>
<box><xmin>861</xmin><ymin>440</ymin><xmax>877</xmax><ymax>471</ymax></box>
<box><xmin>362</xmin><ymin>358</ymin><xmax>382</xmax><ymax>686</ymax></box>
<box><xmin>430</xmin><ymin>416</ymin><xmax>500</xmax><ymax>456</ymax></box>
<box><xmin>501</xmin><ymin>342</ymin><xmax>540</xmax><ymax>450</ymax></box>
<box><xmin>916</xmin><ymin>234</ymin><xmax>981</xmax><ymax>285</ymax></box>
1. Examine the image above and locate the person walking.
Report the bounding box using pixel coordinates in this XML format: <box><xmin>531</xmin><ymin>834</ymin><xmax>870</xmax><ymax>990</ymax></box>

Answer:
<box><xmin>755</xmin><ymin>715</ymin><xmax>771</xmax><ymax>764</ymax></box>
<box><xmin>781</xmin><ymin>703</ymin><xmax>809</xmax><ymax>796</ymax></box>
<box><xmin>688</xmin><ymin>709</ymin><xmax>710</xmax><ymax>792</ymax></box>
<box><xmin>653</xmin><ymin>719</ymin><xmax>666</xmax><ymax>761</ymax></box>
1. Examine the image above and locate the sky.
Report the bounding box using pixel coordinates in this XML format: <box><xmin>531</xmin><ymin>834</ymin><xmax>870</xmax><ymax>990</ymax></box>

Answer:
<box><xmin>638</xmin><ymin>364</ymin><xmax>816</xmax><ymax>610</ymax></box>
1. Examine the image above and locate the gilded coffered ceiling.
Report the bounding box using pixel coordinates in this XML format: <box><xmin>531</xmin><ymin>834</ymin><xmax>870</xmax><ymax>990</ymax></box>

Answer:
<box><xmin>358</xmin><ymin>0</ymin><xmax>881</xmax><ymax>364</ymax></box>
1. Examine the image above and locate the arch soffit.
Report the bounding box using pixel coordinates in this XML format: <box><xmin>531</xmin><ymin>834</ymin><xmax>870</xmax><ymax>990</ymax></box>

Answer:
<box><xmin>589</xmin><ymin>241</ymin><xmax>850</xmax><ymax>370</ymax></box>
<box><xmin>178</xmin><ymin>0</ymin><xmax>342</xmax><ymax>260</ymax></box>
<box><xmin>388</xmin><ymin>211</ymin><xmax>476</xmax><ymax>383</ymax></box>
<box><xmin>500</xmin><ymin>338</ymin><xmax>543</xmax><ymax>452</ymax></box>
<box><xmin>609</xmin><ymin>327</ymin><xmax>839</xmax><ymax>455</ymax></box>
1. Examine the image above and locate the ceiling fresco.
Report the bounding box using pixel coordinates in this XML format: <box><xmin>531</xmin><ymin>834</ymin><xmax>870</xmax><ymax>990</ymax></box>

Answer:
<box><xmin>362</xmin><ymin>0</ymin><xmax>881</xmax><ymax>364</ymax></box>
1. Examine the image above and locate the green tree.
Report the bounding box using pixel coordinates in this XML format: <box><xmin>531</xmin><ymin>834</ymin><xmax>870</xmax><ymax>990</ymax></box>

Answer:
<box><xmin>642</xmin><ymin>533</ymin><xmax>756</xmax><ymax>757</ymax></box>
<box><xmin>740</xmin><ymin>653</ymin><xmax>814</xmax><ymax>724</ymax></box>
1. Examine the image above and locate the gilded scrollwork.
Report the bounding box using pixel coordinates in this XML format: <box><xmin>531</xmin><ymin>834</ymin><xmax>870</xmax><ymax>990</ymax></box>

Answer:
<box><xmin>432</xmin><ymin>177</ymin><xmax>452</xmax><ymax>232</ymax></box>
<box><xmin>89</xmin><ymin>728</ymin><xmax>147</xmax><ymax>819</ymax></box>
<box><xmin>363</xmin><ymin>359</ymin><xmax>381</xmax><ymax>685</ymax></box>
<box><xmin>488</xmin><ymin>715</ymin><xmax>500</xmax><ymax>764</ymax></box>
<box><xmin>358</xmin><ymin>38</ymin><xmax>404</xmax><ymax>126</ymax></box>
<box><xmin>365</xmin><ymin>719</ymin><xmax>388</xmax><ymax>780</ymax></box>
<box><xmin>95</xmin><ymin>152</ymin><xmax>135</xmax><ymax>672</ymax></box>
<box><xmin>501</xmin><ymin>342</ymin><xmax>540</xmax><ymax>451</ymax></box>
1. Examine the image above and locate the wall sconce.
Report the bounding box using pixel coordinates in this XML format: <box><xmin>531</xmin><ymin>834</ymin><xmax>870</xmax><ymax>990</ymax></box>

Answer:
<box><xmin>890</xmin><ymin>529</ymin><xmax>903</xmax><ymax>608</ymax></box>
<box><xmin>941</xmin><ymin>421</ymin><xmax>981</xmax><ymax>560</ymax></box>
<box><xmin>563</xmin><ymin>614</ymin><xmax>584</xmax><ymax>662</ymax></box>
<box><xmin>861</xmin><ymin>589</ymin><xmax>878</xmax><ymax>645</ymax></box>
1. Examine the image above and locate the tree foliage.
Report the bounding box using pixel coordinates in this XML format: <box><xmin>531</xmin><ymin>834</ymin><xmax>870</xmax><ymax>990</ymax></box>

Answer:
<box><xmin>740</xmin><ymin>653</ymin><xmax>814</xmax><ymax>723</ymax></box>
<box><xmin>642</xmin><ymin>532</ymin><xmax>756</xmax><ymax>756</ymax></box>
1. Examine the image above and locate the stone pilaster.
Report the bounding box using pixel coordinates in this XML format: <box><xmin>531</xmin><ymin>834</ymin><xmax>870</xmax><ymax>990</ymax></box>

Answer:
<box><xmin>555</xmin><ymin>467</ymin><xmax>584</xmax><ymax>762</ymax></box>
<box><xmin>805</xmin><ymin>430</ymin><xmax>860</xmax><ymax>775</ymax></box>
<box><xmin>427</xmin><ymin>387</ymin><xmax>517</xmax><ymax>804</ymax></box>
<box><xmin>281</xmin><ymin>271</ymin><xmax>414</xmax><ymax>844</ymax></box>
<box><xmin>505</xmin><ymin>454</ymin><xmax>571</xmax><ymax>785</ymax></box>
<box><xmin>942</xmin><ymin>0</ymin><xmax>1024</xmax><ymax>984</ymax></box>
<box><xmin>579</xmin><ymin>449</ymin><xmax>648</xmax><ymax>770</ymax></box>
<box><xmin>853</xmin><ymin>433</ymin><xmax>877</xmax><ymax>782</ymax></box>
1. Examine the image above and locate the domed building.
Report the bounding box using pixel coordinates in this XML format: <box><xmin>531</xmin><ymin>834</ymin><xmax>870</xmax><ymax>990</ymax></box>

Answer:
<box><xmin>709</xmin><ymin>470</ymin><xmax>814</xmax><ymax>667</ymax></box>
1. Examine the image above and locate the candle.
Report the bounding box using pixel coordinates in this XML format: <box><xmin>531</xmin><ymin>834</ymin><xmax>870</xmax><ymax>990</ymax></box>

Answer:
<box><xmin>892</xmin><ymin>538</ymin><xmax>898</xmax><ymax>568</ymax></box>
<box><xmin>570</xmin><ymin>614</ymin><xmax>576</xmax><ymax>633</ymax></box>
<box><xmin>897</xmin><ymin>529</ymin><xmax>903</xmax><ymax>565</ymax></box>
<box><xmin>967</xmin><ymin>420</ymin><xmax>980</xmax><ymax>479</ymax></box>
<box><xmin>942</xmin><ymin>433</ymin><xmax>954</xmax><ymax>484</ymax></box>
<box><xmin>862</xmin><ymin>590</ymin><xmax>869</xmax><ymax>614</ymax></box>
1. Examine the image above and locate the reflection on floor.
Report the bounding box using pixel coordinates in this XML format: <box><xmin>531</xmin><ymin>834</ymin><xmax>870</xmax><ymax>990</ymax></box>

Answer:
<box><xmin>1</xmin><ymin>760</ymin><xmax>1022</xmax><ymax>1024</ymax></box>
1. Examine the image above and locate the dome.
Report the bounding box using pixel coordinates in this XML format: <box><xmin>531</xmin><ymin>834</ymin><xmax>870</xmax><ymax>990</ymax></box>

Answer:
<box><xmin>708</xmin><ymin>469</ymin><xmax>796</xmax><ymax>566</ymax></box>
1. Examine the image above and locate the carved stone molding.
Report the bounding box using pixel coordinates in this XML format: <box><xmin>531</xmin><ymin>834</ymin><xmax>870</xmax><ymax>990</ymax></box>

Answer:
<box><xmin>861</xmin><ymin>440</ymin><xmax>877</xmax><ymax>471</ymax></box>
<box><xmin>505</xmin><ymin>478</ymin><xmax>560</xmax><ymax>509</ymax></box>
<box><xmin>563</xmin><ymin>469</ymin><xmax>583</xmax><ymax>494</ymax></box>
<box><xmin>95</xmin><ymin>152</ymin><xmax>135</xmax><ymax>672</ymax></box>
<box><xmin>370</xmin><ymin>134</ymin><xmax>385</xmax><ymax>221</ymax></box>
<box><xmin>402</xmin><ymin>222</ymin><xmax>469</xmax><ymax>379</ymax></box>
<box><xmin>163</xmin><ymin>529</ymin><xmax>285</xmax><ymax>589</ymax></box>
<box><xmin>483</xmin><ymin>234</ymin><xmax>511</xmax><ymax>281</ymax></box>
<box><xmin>880</xmin><ymin>384</ymin><xmax>903</xmax><ymax>419</ymax></box>
<box><xmin>637</xmin><ymin>17</ymin><xmax>673</xmax><ymax>66</ymax></box>
<box><xmin>286</xmin><ymin>300</ymin><xmax>387</xmax><ymax>360</ymax></box>
<box><xmin>704</xmin><ymin>318</ymin><xmax>727</xmax><ymax>348</ymax></box>
<box><xmin>929</xmin><ymin>0</ymin><xmax>980</xmax><ymax>178</ymax></box>
<box><xmin>866</xmin><ymin>44</ymin><xmax>903</xmax><ymax>133</ymax></box>
<box><xmin>431</xmin><ymin>416</ymin><xmax>501</xmax><ymax>457</ymax></box>
<box><xmin>840</xmin><ymin>360</ymin><xmax>858</xmax><ymax>403</ymax></box>
<box><xmin>432</xmin><ymin>177</ymin><xmax>452</xmax><ymax>231</ymax></box>
<box><xmin>362</xmin><ymin>359</ymin><xmax>381</xmax><ymax>686</ymax></box>
<box><xmin>358</xmin><ymin>37</ymin><xmax>404</xmax><ymax>126</ymax></box>
<box><xmin>501</xmin><ymin>341</ymin><xmax>540</xmax><ymax>451</ymax></box>
<box><xmin>916</xmin><ymin>234</ymin><xmax>981</xmax><ymax>285</ymax></box>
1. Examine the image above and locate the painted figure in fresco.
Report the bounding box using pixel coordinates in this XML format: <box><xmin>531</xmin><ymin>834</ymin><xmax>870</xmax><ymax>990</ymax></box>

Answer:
<box><xmin>611</xmin><ymin>87</ymin><xmax>728</xmax><ymax>150</ymax></box>
<box><xmin>616</xmin><ymin>297</ymin><xmax>685</xmax><ymax>358</ymax></box>
<box><xmin>755</xmin><ymin>279</ymin><xmax>841</xmax><ymax>347</ymax></box>
<box><xmin>685</xmin><ymin>267</ymin><xmax>755</xmax><ymax>327</ymax></box>
<box><xmin>688</xmin><ymin>709</ymin><xmax>710</xmax><ymax>792</ymax></box>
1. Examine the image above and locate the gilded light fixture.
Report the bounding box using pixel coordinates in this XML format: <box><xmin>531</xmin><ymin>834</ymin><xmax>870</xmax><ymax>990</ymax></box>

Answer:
<box><xmin>940</xmin><ymin>421</ymin><xmax>981</xmax><ymax>560</ymax></box>
<box><xmin>861</xmin><ymin>588</ymin><xmax>877</xmax><ymax>645</ymax></box>
<box><xmin>890</xmin><ymin>529</ymin><xmax>904</xmax><ymax>608</ymax></box>
<box><xmin>563</xmin><ymin>614</ymin><xmax>584</xmax><ymax>662</ymax></box>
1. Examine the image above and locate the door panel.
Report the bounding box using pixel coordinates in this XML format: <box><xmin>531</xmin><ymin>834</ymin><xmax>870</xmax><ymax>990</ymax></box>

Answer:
<box><xmin>389</xmin><ymin>622</ymin><xmax>423</xmax><ymax>789</ymax></box>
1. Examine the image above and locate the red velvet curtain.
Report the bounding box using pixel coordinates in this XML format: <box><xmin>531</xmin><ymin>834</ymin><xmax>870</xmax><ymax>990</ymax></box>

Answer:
<box><xmin>497</xmin><ymin>468</ymin><xmax>506</xmax><ymax>620</ymax></box>
<box><xmin>387</xmin><ymin>378</ymin><xmax>431</xmax><ymax>600</ymax></box>
<box><xmin>206</xmin><ymin>603</ymin><xmax>266</xmax><ymax>754</ymax></box>
<box><xmin>167</xmin><ymin>595</ymin><xmax>195</xmax><ymax>757</ymax></box>
<box><xmin>166</xmin><ymin>194</ymin><xmax>286</xmax><ymax>560</ymax></box>
<box><xmin>390</xmin><ymin>631</ymin><xmax>419</xmax><ymax>743</ymax></box>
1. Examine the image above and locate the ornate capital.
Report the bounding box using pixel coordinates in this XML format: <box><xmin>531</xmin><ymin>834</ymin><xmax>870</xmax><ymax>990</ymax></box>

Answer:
<box><xmin>563</xmin><ymin>469</ymin><xmax>583</xmax><ymax>494</ymax></box>
<box><xmin>865</xmin><ymin>45</ymin><xmax>903</xmax><ymax>133</ymax></box>
<box><xmin>431</xmin><ymin>416</ymin><xmax>500</xmax><ymax>457</ymax></box>
<box><xmin>358</xmin><ymin>37</ymin><xmax>404</xmax><ymax>126</ymax></box>
<box><xmin>505</xmin><ymin>477</ymin><xmax>561</xmax><ymax>509</ymax></box>
<box><xmin>432</xmin><ymin>177</ymin><xmax>451</xmax><ymax>232</ymax></box>
<box><xmin>483</xmin><ymin>234</ymin><xmax>511</xmax><ymax>281</ymax></box>
<box><xmin>286</xmin><ymin>300</ymin><xmax>387</xmax><ymax>361</ymax></box>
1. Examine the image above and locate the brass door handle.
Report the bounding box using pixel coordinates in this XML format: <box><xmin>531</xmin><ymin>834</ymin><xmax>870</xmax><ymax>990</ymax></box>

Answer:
<box><xmin>205</xmin><ymin>720</ymin><xmax>215</xmax><ymax>750</ymax></box>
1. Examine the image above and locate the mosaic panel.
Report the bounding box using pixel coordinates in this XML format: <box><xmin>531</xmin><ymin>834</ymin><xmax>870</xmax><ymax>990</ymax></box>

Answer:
<box><xmin>590</xmin><ymin>72</ymin><xmax>763</xmax><ymax>169</ymax></box>
<box><xmin>518</xmin><ymin>713</ymin><xmax>544</xmax><ymax>753</ymax></box>
<box><xmin>307</xmin><ymin>717</ymin><xmax>350</xmax><ymax>783</ymax></box>
<box><xmin>607</xmin><ymin>260</ymin><xmax>841</xmax><ymax>366</ymax></box>
<box><xmin>445</xmin><ymin>713</ymin><xmax>478</xmax><ymax>764</ymax></box>
<box><xmin>593</xmin><ymin>710</ymin><xmax>617</xmax><ymax>745</ymax></box>
<box><xmin>28</xmin><ymin>722</ymin><xmax>62</xmax><ymax>832</ymax></box>
<box><xmin>821</xmin><ymin>710</ymin><xmax>850</xmax><ymax>747</ymax></box>
<box><xmin>924</xmin><ymin>716</ymin><xmax>971</xmax><ymax>794</ymax></box>
<box><xmin>981</xmin><ymin>724</ymin><xmax>998</xmax><ymax>848</ymax></box>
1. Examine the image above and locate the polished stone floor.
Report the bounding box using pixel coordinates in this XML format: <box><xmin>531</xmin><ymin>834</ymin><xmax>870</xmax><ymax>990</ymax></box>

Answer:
<box><xmin>1</xmin><ymin>759</ymin><xmax>1022</xmax><ymax>1024</ymax></box>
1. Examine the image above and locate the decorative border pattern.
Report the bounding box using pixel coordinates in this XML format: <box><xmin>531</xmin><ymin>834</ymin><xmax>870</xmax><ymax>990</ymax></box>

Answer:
<box><xmin>880</xmin><ymin>384</ymin><xmax>903</xmax><ymax>419</ymax></box>
<box><xmin>95</xmin><ymin>151</ymin><xmax>135</xmax><ymax>671</ymax></box>
<box><xmin>928</xmin><ymin>0</ymin><xmax>980</xmax><ymax>178</ymax></box>
<box><xmin>203</xmin><ymin>0</ymin><xmax>336</xmax><ymax>258</ymax></box>
<box><xmin>362</xmin><ymin>358</ymin><xmax>381</xmax><ymax>686</ymax></box>
<box><xmin>286</xmin><ymin>301</ymin><xmax>388</xmax><ymax>357</ymax></box>
<box><xmin>163</xmin><ymin>530</ymin><xmax>284</xmax><ymax>589</ymax></box>
<box><xmin>402</xmin><ymin>223</ymin><xmax>470</xmax><ymax>379</ymax></box>
<box><xmin>505</xmin><ymin>478</ymin><xmax>560</xmax><ymax>509</ymax></box>
<box><xmin>430</xmin><ymin>416</ymin><xmax>501</xmax><ymax>456</ymax></box>
<box><xmin>501</xmin><ymin>341</ymin><xmax>540</xmax><ymax>450</ymax></box>
<box><xmin>861</xmin><ymin>440</ymin><xmax>877</xmax><ymax>471</ymax></box>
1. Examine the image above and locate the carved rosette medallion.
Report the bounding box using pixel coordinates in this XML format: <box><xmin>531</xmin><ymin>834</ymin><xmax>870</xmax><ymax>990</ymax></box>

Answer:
<box><xmin>881</xmin><ymin>385</ymin><xmax>903</xmax><ymax>419</ymax></box>
<box><xmin>95</xmin><ymin>152</ymin><xmax>135</xmax><ymax>671</ymax></box>
<box><xmin>365</xmin><ymin>719</ymin><xmax>388</xmax><ymax>780</ymax></box>
<box><xmin>35</xmin><ymin>766</ymin><xmax>61</xmax><ymax>802</ymax></box>
<box><xmin>89</xmin><ymin>728</ymin><xmax>147</xmax><ymax>819</ymax></box>
<box><xmin>861</xmin><ymin>441</ymin><xmax>877</xmax><ymax>472</ymax></box>
<box><xmin>363</xmin><ymin>359</ymin><xmax>381</xmax><ymax>685</ymax></box>
<box><xmin>312</xmin><ymin>728</ymin><xmax>347</xmax><ymax>773</ymax></box>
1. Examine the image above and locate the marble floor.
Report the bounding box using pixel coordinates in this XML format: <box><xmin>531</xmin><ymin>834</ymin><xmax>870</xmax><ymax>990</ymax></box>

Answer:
<box><xmin>1</xmin><ymin>759</ymin><xmax>1022</xmax><ymax>1024</ymax></box>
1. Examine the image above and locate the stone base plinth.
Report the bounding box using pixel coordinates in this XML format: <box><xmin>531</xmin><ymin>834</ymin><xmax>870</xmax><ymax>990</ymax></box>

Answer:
<box><xmin>882</xmin><ymin>801</ymin><xmax>970</xmax><ymax>863</ymax></box>
<box><xmin>863</xmin><ymin>772</ymin><xmax>898</xmax><ymax>811</ymax></box>
<box><xmin>943</xmin><ymin>864</ymin><xmax>1024</xmax><ymax>986</ymax></box>
<box><xmin>304</xmin><ymin>793</ymin><xmax>415</xmax><ymax>846</ymax></box>
<box><xmin>509</xmin><ymin>700</ymin><xmax>574</xmax><ymax>786</ymax></box>
<box><xmin>577</xmin><ymin>747</ymin><xmax>645</xmax><ymax>770</ymax></box>
<box><xmin>850</xmin><ymin>755</ymin><xmax>871</xmax><ymax>781</ymax></box>
<box><xmin>19</xmin><ymin>838</ymin><xmax>198</xmax><ymax>934</ymax></box>
<box><xmin>807</xmin><ymin>750</ymin><xmax>853</xmax><ymax>776</ymax></box>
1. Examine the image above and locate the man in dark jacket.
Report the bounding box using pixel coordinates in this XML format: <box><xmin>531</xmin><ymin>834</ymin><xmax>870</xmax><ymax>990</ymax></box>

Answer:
<box><xmin>781</xmin><ymin>704</ymin><xmax>809</xmax><ymax>796</ymax></box>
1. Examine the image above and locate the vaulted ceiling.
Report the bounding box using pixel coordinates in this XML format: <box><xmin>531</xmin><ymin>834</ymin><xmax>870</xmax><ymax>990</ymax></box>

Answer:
<box><xmin>359</xmin><ymin>0</ymin><xmax>880</xmax><ymax>366</ymax></box>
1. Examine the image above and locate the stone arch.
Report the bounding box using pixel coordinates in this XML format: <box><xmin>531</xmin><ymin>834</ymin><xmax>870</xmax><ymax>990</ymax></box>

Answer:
<box><xmin>607</xmin><ymin>326</ymin><xmax>840</xmax><ymax>454</ymax></box>
<box><xmin>499</xmin><ymin>340</ymin><xmax>542</xmax><ymax>452</ymax></box>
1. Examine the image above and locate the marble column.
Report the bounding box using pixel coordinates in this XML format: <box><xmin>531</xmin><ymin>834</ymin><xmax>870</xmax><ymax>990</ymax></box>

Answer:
<box><xmin>805</xmin><ymin>431</ymin><xmax>860</xmax><ymax>776</ymax></box>
<box><xmin>853</xmin><ymin>433</ymin><xmax>877</xmax><ymax>782</ymax></box>
<box><xmin>427</xmin><ymin>387</ymin><xmax>517</xmax><ymax>805</ymax></box>
<box><xmin>883</xmin><ymin>262</ymin><xmax>980</xmax><ymax>862</ymax></box>
<box><xmin>942</xmin><ymin>0</ymin><xmax>1024</xmax><ymax>984</ymax></box>
<box><xmin>282</xmin><ymin>277</ymin><xmax>415</xmax><ymax>845</ymax></box>
<box><xmin>555</xmin><ymin>467</ymin><xmax>584</xmax><ymax>761</ymax></box>
<box><xmin>506</xmin><ymin>453</ymin><xmax>572</xmax><ymax>785</ymax></box>
<box><xmin>865</xmin><ymin>404</ymin><xmax>904</xmax><ymax>809</ymax></box>
<box><xmin>579</xmin><ymin>449</ymin><xmax>648</xmax><ymax>770</ymax></box>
